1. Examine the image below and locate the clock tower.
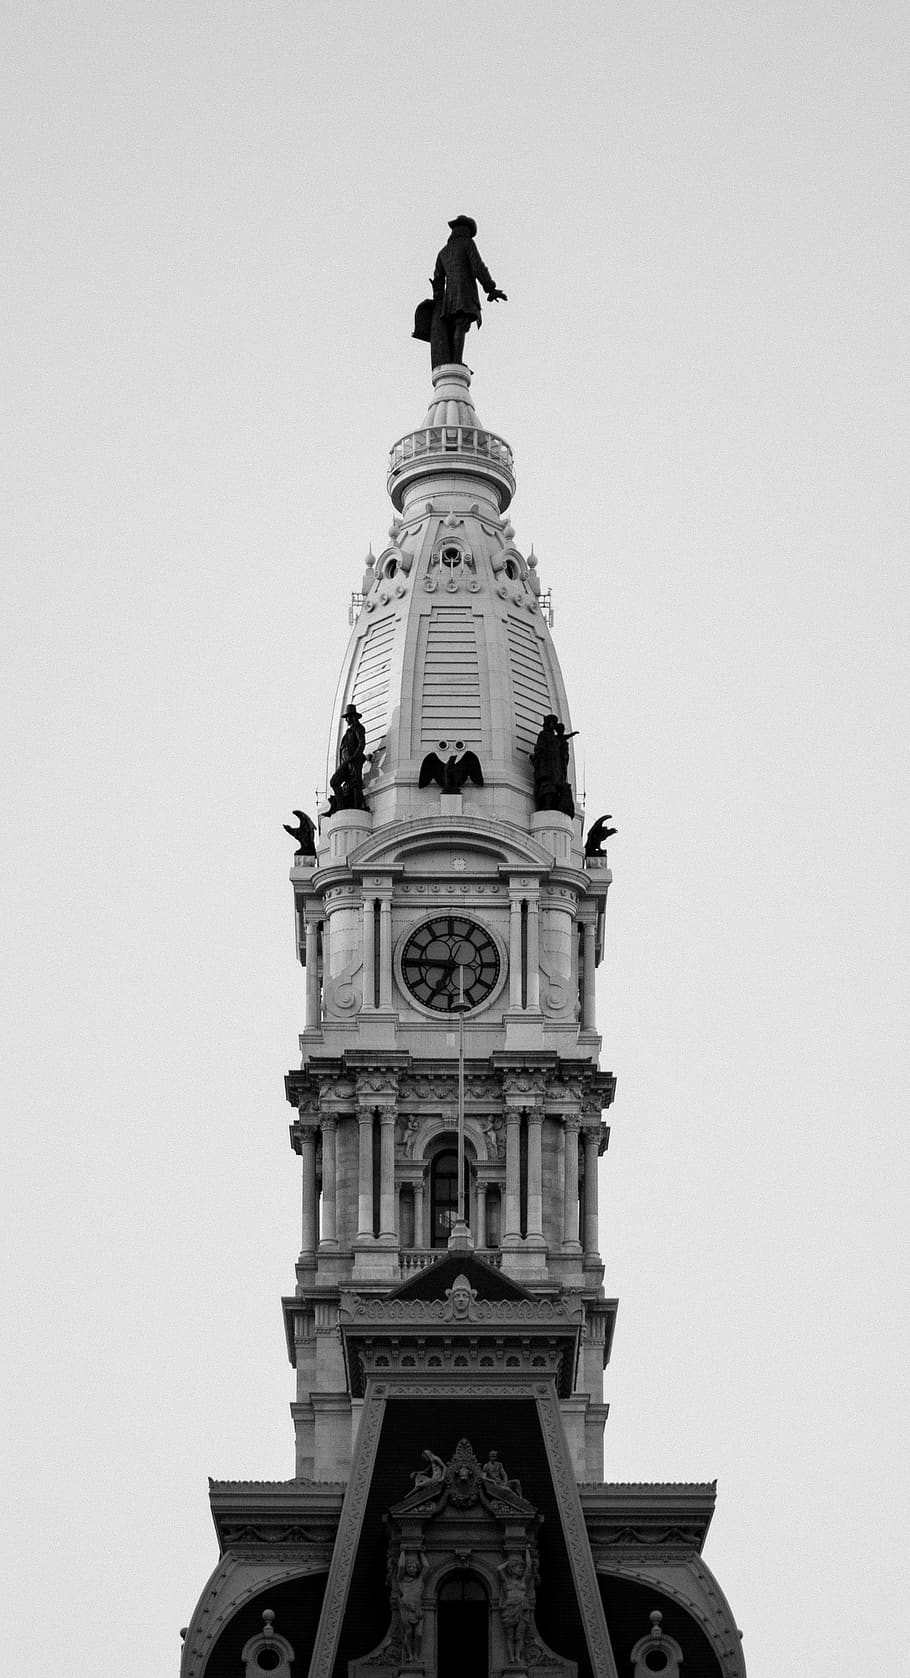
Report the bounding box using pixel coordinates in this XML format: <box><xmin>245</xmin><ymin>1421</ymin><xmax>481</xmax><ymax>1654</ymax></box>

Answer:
<box><xmin>178</xmin><ymin>359</ymin><xmax>747</xmax><ymax>1678</ymax></box>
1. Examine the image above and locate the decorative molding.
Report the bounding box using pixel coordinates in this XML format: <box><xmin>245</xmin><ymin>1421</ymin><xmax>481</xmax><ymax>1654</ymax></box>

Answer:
<box><xmin>594</xmin><ymin>1556</ymin><xmax>747</xmax><ymax>1678</ymax></box>
<box><xmin>180</xmin><ymin>1555</ymin><xmax>330</xmax><ymax>1678</ymax></box>
<box><xmin>533</xmin><ymin>1383</ymin><xmax>619</xmax><ymax>1678</ymax></box>
<box><xmin>306</xmin><ymin>1383</ymin><xmax>389</xmax><ymax>1678</ymax></box>
<box><xmin>344</xmin><ymin>1295</ymin><xmax>576</xmax><ymax>1323</ymax></box>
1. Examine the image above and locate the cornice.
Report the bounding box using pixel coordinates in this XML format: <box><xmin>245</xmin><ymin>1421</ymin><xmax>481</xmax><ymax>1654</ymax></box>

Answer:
<box><xmin>286</xmin><ymin>1054</ymin><xmax>617</xmax><ymax>1111</ymax></box>
<box><xmin>579</xmin><ymin>1481</ymin><xmax>716</xmax><ymax>1553</ymax></box>
<box><xmin>345</xmin><ymin>812</ymin><xmax>557</xmax><ymax>871</ymax></box>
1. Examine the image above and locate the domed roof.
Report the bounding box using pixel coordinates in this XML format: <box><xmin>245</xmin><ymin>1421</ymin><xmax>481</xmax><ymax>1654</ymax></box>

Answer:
<box><xmin>326</xmin><ymin>369</ymin><xmax>573</xmax><ymax>834</ymax></box>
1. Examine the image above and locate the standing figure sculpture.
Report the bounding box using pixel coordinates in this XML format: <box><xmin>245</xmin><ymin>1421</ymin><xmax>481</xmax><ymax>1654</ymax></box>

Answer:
<box><xmin>413</xmin><ymin>216</ymin><xmax>507</xmax><ymax>369</ymax></box>
<box><xmin>397</xmin><ymin>1548</ymin><xmax>429</xmax><ymax>1663</ymax></box>
<box><xmin>328</xmin><ymin>705</ymin><xmax>367</xmax><ymax>814</ymax></box>
<box><xmin>497</xmin><ymin>1548</ymin><xmax>534</xmax><ymax>1665</ymax></box>
<box><xmin>530</xmin><ymin>713</ymin><xmax>576</xmax><ymax>818</ymax></box>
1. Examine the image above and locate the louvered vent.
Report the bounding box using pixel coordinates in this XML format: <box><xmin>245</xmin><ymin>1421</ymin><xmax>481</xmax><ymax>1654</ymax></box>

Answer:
<box><xmin>349</xmin><ymin>616</ymin><xmax>395</xmax><ymax>751</ymax></box>
<box><xmin>419</xmin><ymin>606</ymin><xmax>482</xmax><ymax>748</ymax></box>
<box><xmin>508</xmin><ymin>616</ymin><xmax>553</xmax><ymax>753</ymax></box>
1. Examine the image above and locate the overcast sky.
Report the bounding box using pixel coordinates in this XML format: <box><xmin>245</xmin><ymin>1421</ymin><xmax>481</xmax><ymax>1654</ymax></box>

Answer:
<box><xmin>3</xmin><ymin>4</ymin><xmax>908</xmax><ymax>1674</ymax></box>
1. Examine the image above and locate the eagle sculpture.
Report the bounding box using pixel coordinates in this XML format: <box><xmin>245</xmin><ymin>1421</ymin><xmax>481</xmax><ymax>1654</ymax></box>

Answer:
<box><xmin>584</xmin><ymin>814</ymin><xmax>617</xmax><ymax>856</ymax></box>
<box><xmin>419</xmin><ymin>746</ymin><xmax>484</xmax><ymax>794</ymax></box>
<box><xmin>283</xmin><ymin>809</ymin><xmax>317</xmax><ymax>857</ymax></box>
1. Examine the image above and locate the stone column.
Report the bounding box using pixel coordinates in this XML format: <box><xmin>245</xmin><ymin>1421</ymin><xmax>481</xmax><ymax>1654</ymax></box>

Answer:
<box><xmin>414</xmin><ymin>1174</ymin><xmax>426</xmax><ymax>1250</ymax></box>
<box><xmin>526</xmin><ymin>898</ymin><xmax>540</xmax><ymax>1009</ymax></box>
<box><xmin>304</xmin><ymin>919</ymin><xmax>320</xmax><ymax>1028</ymax></box>
<box><xmin>357</xmin><ymin>1109</ymin><xmax>374</xmax><ymax>1237</ymax></box>
<box><xmin>319</xmin><ymin>1116</ymin><xmax>338</xmax><ymax>1248</ymax></box>
<box><xmin>378</xmin><ymin>896</ymin><xmax>393</xmax><ymax>1008</ymax></box>
<box><xmin>475</xmin><ymin>1180</ymin><xmax>487</xmax><ymax>1249</ymax></box>
<box><xmin>300</xmin><ymin>1125</ymin><xmax>317</xmax><ymax>1255</ymax></box>
<box><xmin>361</xmin><ymin>896</ymin><xmax>375</xmax><ymax>1009</ymax></box>
<box><xmin>378</xmin><ymin>1107</ymin><xmax>397</xmax><ymax>1241</ymax></box>
<box><xmin>562</xmin><ymin>1117</ymin><xmax>581</xmax><ymax>1249</ymax></box>
<box><xmin>581</xmin><ymin>918</ymin><xmax>596</xmax><ymax>1031</ymax></box>
<box><xmin>503</xmin><ymin>1109</ymin><xmax>522</xmax><ymax>1241</ymax></box>
<box><xmin>509</xmin><ymin>895</ymin><xmax>523</xmax><ymax>1007</ymax></box>
<box><xmin>583</xmin><ymin>1126</ymin><xmax>600</xmax><ymax>1255</ymax></box>
<box><xmin>526</xmin><ymin>1108</ymin><xmax>544</xmax><ymax>1240</ymax></box>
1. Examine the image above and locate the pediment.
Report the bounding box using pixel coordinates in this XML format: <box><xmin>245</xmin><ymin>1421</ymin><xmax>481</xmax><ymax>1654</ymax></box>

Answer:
<box><xmin>348</xmin><ymin>814</ymin><xmax>556</xmax><ymax>872</ymax></box>
<box><xmin>385</xmin><ymin>1250</ymin><xmax>534</xmax><ymax>1303</ymax></box>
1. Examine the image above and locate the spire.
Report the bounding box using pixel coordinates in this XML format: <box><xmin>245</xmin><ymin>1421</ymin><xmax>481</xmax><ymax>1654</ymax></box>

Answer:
<box><xmin>324</xmin><ymin>366</ymin><xmax>570</xmax><ymax>833</ymax></box>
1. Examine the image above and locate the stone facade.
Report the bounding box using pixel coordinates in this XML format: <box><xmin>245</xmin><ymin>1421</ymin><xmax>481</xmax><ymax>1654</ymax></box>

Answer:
<box><xmin>178</xmin><ymin>363</ymin><xmax>747</xmax><ymax>1678</ymax></box>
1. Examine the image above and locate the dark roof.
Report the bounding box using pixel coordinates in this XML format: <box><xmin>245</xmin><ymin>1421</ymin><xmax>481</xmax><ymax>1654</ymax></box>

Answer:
<box><xmin>386</xmin><ymin>1250</ymin><xmax>534</xmax><ymax>1303</ymax></box>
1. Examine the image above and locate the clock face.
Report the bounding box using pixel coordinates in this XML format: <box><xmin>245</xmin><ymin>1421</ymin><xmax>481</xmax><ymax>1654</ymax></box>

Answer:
<box><xmin>400</xmin><ymin>915</ymin><xmax>502</xmax><ymax>1014</ymax></box>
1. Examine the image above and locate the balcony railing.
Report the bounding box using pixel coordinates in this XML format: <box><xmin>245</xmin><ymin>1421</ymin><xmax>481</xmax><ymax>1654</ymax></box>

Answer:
<box><xmin>399</xmin><ymin>1247</ymin><xmax>502</xmax><ymax>1276</ymax></box>
<box><xmin>387</xmin><ymin>425</ymin><xmax>516</xmax><ymax>510</ymax></box>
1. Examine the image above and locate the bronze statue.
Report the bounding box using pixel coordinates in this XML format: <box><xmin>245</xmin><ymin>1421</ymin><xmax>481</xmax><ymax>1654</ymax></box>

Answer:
<box><xmin>283</xmin><ymin>809</ymin><xmax>316</xmax><ymax>857</ymax></box>
<box><xmin>413</xmin><ymin>216</ymin><xmax>507</xmax><ymax>368</ymax></box>
<box><xmin>328</xmin><ymin>705</ymin><xmax>368</xmax><ymax>814</ymax></box>
<box><xmin>418</xmin><ymin>743</ymin><xmax>484</xmax><ymax>793</ymax></box>
<box><xmin>585</xmin><ymin>814</ymin><xmax>618</xmax><ymax>856</ymax></box>
<box><xmin>530</xmin><ymin>713</ymin><xmax>576</xmax><ymax>818</ymax></box>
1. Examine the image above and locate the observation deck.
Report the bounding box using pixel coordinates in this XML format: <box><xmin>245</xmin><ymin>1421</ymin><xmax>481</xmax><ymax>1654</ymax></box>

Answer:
<box><xmin>386</xmin><ymin>362</ymin><xmax>516</xmax><ymax>512</ymax></box>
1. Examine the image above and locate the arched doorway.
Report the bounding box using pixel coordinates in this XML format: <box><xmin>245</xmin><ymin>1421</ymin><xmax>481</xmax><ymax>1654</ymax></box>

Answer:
<box><xmin>437</xmin><ymin>1571</ymin><xmax>488</xmax><ymax>1678</ymax></box>
<box><xmin>430</xmin><ymin>1149</ymin><xmax>463</xmax><ymax>1246</ymax></box>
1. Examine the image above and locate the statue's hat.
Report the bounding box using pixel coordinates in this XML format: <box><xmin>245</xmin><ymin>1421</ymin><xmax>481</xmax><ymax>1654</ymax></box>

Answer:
<box><xmin>448</xmin><ymin>215</ymin><xmax>477</xmax><ymax>237</ymax></box>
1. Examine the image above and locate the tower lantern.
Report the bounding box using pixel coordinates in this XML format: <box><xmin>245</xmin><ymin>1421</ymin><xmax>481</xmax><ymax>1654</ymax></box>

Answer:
<box><xmin>179</xmin><ymin>227</ymin><xmax>747</xmax><ymax>1678</ymax></box>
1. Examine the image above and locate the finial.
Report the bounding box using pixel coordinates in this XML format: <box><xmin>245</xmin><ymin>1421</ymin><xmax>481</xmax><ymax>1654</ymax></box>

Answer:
<box><xmin>361</xmin><ymin>547</ymin><xmax>376</xmax><ymax>593</ymax></box>
<box><xmin>527</xmin><ymin>546</ymin><xmax>542</xmax><ymax>596</ymax></box>
<box><xmin>262</xmin><ymin>1608</ymin><xmax>276</xmax><ymax>1637</ymax></box>
<box><xmin>649</xmin><ymin>1610</ymin><xmax>663</xmax><ymax>1640</ymax></box>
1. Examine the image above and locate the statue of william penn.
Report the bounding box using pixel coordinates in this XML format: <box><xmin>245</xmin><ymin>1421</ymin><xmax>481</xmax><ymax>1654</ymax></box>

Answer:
<box><xmin>413</xmin><ymin>216</ymin><xmax>507</xmax><ymax>368</ymax></box>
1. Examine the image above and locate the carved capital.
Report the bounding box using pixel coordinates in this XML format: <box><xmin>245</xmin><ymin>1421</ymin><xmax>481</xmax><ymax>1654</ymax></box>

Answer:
<box><xmin>355</xmin><ymin>1069</ymin><xmax>400</xmax><ymax>1103</ymax></box>
<box><xmin>502</xmin><ymin>1069</ymin><xmax>548</xmax><ymax>1100</ymax></box>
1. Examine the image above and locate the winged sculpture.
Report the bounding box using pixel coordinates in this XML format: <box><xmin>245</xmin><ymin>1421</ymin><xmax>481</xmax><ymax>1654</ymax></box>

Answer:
<box><xmin>418</xmin><ymin>747</ymin><xmax>484</xmax><ymax>794</ymax></box>
<box><xmin>283</xmin><ymin>809</ymin><xmax>317</xmax><ymax>857</ymax></box>
<box><xmin>584</xmin><ymin>814</ymin><xmax>617</xmax><ymax>857</ymax></box>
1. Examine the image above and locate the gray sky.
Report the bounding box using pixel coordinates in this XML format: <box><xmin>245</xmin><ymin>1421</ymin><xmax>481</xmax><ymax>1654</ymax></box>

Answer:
<box><xmin>3</xmin><ymin>4</ymin><xmax>907</xmax><ymax>1673</ymax></box>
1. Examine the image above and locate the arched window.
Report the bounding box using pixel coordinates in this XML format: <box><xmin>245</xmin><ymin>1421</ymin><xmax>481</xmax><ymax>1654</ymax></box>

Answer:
<box><xmin>430</xmin><ymin>1149</ymin><xmax>464</xmax><ymax>1246</ymax></box>
<box><xmin>437</xmin><ymin>1572</ymin><xmax>488</xmax><ymax>1678</ymax></box>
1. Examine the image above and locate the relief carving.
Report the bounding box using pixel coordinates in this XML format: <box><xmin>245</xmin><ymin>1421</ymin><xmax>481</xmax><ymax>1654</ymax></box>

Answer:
<box><xmin>350</xmin><ymin>1438</ymin><xmax>574</xmax><ymax>1678</ymax></box>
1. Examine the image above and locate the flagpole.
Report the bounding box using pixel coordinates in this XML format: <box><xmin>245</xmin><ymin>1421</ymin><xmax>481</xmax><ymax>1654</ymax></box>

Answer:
<box><xmin>449</xmin><ymin>960</ymin><xmax>471</xmax><ymax>1250</ymax></box>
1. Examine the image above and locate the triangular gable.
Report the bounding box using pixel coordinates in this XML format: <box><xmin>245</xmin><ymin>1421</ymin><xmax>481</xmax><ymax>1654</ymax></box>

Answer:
<box><xmin>385</xmin><ymin>1250</ymin><xmax>535</xmax><ymax>1303</ymax></box>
